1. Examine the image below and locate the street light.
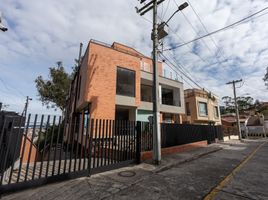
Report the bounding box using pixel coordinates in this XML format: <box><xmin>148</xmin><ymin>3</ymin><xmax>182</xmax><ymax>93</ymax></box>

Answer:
<box><xmin>0</xmin><ymin>12</ymin><xmax>8</xmax><ymax>32</ymax></box>
<box><xmin>157</xmin><ymin>2</ymin><xmax>188</xmax><ymax>40</ymax></box>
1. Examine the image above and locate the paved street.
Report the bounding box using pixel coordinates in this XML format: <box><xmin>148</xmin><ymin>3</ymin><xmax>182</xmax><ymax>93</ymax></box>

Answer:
<box><xmin>1</xmin><ymin>139</ymin><xmax>267</xmax><ymax>200</ymax></box>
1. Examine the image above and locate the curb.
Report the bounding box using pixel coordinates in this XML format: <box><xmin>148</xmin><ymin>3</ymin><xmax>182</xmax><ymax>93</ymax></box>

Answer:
<box><xmin>153</xmin><ymin>147</ymin><xmax>223</xmax><ymax>173</ymax></box>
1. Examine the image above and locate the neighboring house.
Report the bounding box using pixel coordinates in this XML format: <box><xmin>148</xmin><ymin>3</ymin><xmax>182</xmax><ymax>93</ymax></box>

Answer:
<box><xmin>66</xmin><ymin>39</ymin><xmax>185</xmax><ymax>124</ymax></box>
<box><xmin>245</xmin><ymin>114</ymin><xmax>267</xmax><ymax>136</ymax></box>
<box><xmin>182</xmin><ymin>89</ymin><xmax>221</xmax><ymax>125</ymax></box>
<box><xmin>221</xmin><ymin>113</ymin><xmax>248</xmax><ymax>127</ymax></box>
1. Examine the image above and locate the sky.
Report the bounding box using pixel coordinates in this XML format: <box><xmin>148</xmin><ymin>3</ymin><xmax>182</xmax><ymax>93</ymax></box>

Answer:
<box><xmin>0</xmin><ymin>0</ymin><xmax>268</xmax><ymax>115</ymax></box>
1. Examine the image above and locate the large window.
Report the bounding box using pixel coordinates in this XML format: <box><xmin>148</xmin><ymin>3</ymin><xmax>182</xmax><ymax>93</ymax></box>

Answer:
<box><xmin>141</xmin><ymin>84</ymin><xmax>152</xmax><ymax>102</ymax></box>
<box><xmin>116</xmin><ymin>67</ymin><xmax>135</xmax><ymax>97</ymax></box>
<box><xmin>198</xmin><ymin>102</ymin><xmax>208</xmax><ymax>116</ymax></box>
<box><xmin>214</xmin><ymin>106</ymin><xmax>219</xmax><ymax>118</ymax></box>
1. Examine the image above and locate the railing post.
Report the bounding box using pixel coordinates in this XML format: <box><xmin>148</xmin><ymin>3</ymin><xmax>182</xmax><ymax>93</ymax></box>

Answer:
<box><xmin>136</xmin><ymin>121</ymin><xmax>142</xmax><ymax>164</ymax></box>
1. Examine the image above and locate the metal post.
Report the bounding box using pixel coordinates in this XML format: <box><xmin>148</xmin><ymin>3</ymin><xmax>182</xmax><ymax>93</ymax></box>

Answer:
<box><xmin>136</xmin><ymin>121</ymin><xmax>142</xmax><ymax>164</ymax></box>
<box><xmin>152</xmin><ymin>0</ymin><xmax>161</xmax><ymax>164</ymax></box>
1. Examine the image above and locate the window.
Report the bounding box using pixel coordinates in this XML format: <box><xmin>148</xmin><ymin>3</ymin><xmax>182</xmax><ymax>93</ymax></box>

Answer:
<box><xmin>198</xmin><ymin>102</ymin><xmax>208</xmax><ymax>116</ymax></box>
<box><xmin>214</xmin><ymin>106</ymin><xmax>219</xmax><ymax>118</ymax></box>
<box><xmin>141</xmin><ymin>84</ymin><xmax>152</xmax><ymax>102</ymax></box>
<box><xmin>186</xmin><ymin>102</ymin><xmax>190</xmax><ymax>116</ymax></box>
<box><xmin>162</xmin><ymin>113</ymin><xmax>173</xmax><ymax>123</ymax></box>
<box><xmin>116</xmin><ymin>67</ymin><xmax>135</xmax><ymax>97</ymax></box>
<box><xmin>162</xmin><ymin>88</ymin><xmax>174</xmax><ymax>106</ymax></box>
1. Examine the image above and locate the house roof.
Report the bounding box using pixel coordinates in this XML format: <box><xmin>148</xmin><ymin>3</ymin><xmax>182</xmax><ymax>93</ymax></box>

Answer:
<box><xmin>221</xmin><ymin>116</ymin><xmax>247</xmax><ymax>123</ymax></box>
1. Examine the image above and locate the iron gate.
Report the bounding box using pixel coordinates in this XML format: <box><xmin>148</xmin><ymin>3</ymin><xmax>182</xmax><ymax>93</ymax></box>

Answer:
<box><xmin>0</xmin><ymin>114</ymin><xmax>138</xmax><ymax>194</ymax></box>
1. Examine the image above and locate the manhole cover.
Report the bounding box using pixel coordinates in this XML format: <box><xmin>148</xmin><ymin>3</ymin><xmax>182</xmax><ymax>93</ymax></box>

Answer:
<box><xmin>118</xmin><ymin>170</ymin><xmax>136</xmax><ymax>177</ymax></box>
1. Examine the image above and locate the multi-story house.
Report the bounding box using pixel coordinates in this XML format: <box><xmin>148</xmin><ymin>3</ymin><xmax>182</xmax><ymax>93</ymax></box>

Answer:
<box><xmin>182</xmin><ymin>88</ymin><xmax>221</xmax><ymax>125</ymax></box>
<box><xmin>66</xmin><ymin>40</ymin><xmax>185</xmax><ymax>124</ymax></box>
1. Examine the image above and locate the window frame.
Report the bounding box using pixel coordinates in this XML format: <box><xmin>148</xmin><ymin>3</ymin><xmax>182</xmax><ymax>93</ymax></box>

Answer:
<box><xmin>116</xmin><ymin>66</ymin><xmax>136</xmax><ymax>97</ymax></box>
<box><xmin>214</xmin><ymin>106</ymin><xmax>219</xmax><ymax>119</ymax></box>
<box><xmin>198</xmin><ymin>101</ymin><xmax>208</xmax><ymax>117</ymax></box>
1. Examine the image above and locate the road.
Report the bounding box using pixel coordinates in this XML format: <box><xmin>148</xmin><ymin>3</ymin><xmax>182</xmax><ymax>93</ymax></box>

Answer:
<box><xmin>1</xmin><ymin>139</ymin><xmax>267</xmax><ymax>200</ymax></box>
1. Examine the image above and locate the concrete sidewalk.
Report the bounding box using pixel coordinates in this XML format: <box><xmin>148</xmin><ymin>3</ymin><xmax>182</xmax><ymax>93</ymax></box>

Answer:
<box><xmin>1</xmin><ymin>139</ymin><xmax>265</xmax><ymax>200</ymax></box>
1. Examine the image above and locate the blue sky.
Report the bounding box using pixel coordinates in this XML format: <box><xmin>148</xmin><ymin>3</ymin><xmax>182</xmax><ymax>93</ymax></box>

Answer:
<box><xmin>0</xmin><ymin>0</ymin><xmax>268</xmax><ymax>114</ymax></box>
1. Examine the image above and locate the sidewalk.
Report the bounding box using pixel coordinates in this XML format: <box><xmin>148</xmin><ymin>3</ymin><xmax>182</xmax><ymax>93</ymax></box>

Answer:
<box><xmin>1</xmin><ymin>140</ymin><xmax>262</xmax><ymax>200</ymax></box>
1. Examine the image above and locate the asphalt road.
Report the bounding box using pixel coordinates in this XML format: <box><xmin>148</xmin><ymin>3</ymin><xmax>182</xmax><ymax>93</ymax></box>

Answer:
<box><xmin>1</xmin><ymin>139</ymin><xmax>267</xmax><ymax>200</ymax></box>
<box><xmin>212</xmin><ymin>140</ymin><xmax>268</xmax><ymax>200</ymax></box>
<box><xmin>107</xmin><ymin>140</ymin><xmax>268</xmax><ymax>200</ymax></box>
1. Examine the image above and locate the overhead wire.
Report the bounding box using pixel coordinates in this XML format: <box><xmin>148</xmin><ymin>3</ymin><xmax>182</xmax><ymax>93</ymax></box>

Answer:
<box><xmin>0</xmin><ymin>77</ymin><xmax>25</xmax><ymax>98</ymax></box>
<box><xmin>186</xmin><ymin>0</ymin><xmax>228</xmax><ymax>61</ymax></box>
<box><xmin>159</xmin><ymin>52</ymin><xmax>204</xmax><ymax>89</ymax></box>
<box><xmin>164</xmin><ymin>6</ymin><xmax>268</xmax><ymax>51</ymax></box>
<box><xmin>184</xmin><ymin>0</ymin><xmax>244</xmax><ymax>79</ymax></box>
<box><xmin>160</xmin><ymin>54</ymin><xmax>196</xmax><ymax>88</ymax></box>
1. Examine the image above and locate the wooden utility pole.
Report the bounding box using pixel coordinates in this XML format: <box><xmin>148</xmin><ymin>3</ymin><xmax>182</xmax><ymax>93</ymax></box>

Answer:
<box><xmin>226</xmin><ymin>79</ymin><xmax>243</xmax><ymax>140</ymax></box>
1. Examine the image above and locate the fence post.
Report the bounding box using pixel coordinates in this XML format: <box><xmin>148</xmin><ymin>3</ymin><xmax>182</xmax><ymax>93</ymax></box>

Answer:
<box><xmin>136</xmin><ymin>121</ymin><xmax>142</xmax><ymax>164</ymax></box>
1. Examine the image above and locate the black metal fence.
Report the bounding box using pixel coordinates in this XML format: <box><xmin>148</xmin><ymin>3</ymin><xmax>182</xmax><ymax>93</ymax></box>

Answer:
<box><xmin>0</xmin><ymin>113</ymin><xmax>223</xmax><ymax>194</ymax></box>
<box><xmin>0</xmin><ymin>114</ymin><xmax>137</xmax><ymax>194</ymax></box>
<box><xmin>141</xmin><ymin>122</ymin><xmax>223</xmax><ymax>151</ymax></box>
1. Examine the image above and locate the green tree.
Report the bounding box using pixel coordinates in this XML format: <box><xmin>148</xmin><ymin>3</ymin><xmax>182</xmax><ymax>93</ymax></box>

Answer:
<box><xmin>35</xmin><ymin>62</ymin><xmax>72</xmax><ymax>111</ymax></box>
<box><xmin>264</xmin><ymin>67</ymin><xmax>268</xmax><ymax>88</ymax></box>
<box><xmin>36</xmin><ymin>123</ymin><xmax>64</xmax><ymax>152</ymax></box>
<box><xmin>221</xmin><ymin>95</ymin><xmax>254</xmax><ymax>114</ymax></box>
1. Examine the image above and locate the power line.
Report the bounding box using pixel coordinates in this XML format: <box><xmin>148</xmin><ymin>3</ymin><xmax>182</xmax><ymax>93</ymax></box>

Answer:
<box><xmin>180</xmin><ymin>10</ymin><xmax>217</xmax><ymax>61</ymax></box>
<box><xmin>159</xmin><ymin>52</ymin><xmax>204</xmax><ymax>89</ymax></box>
<box><xmin>172</xmin><ymin>0</ymin><xmax>238</xmax><ymax>79</ymax></box>
<box><xmin>162</xmin><ymin>0</ymin><xmax>171</xmax><ymax>20</ymax></box>
<box><xmin>167</xmin><ymin>20</ymin><xmax>212</xmax><ymax>66</ymax></box>
<box><xmin>0</xmin><ymin>77</ymin><xmax>25</xmax><ymax>98</ymax></box>
<box><xmin>186</xmin><ymin>0</ymin><xmax>229</xmax><ymax>65</ymax></box>
<box><xmin>164</xmin><ymin>6</ymin><xmax>268</xmax><ymax>51</ymax></box>
<box><xmin>160</xmin><ymin>54</ymin><xmax>197</xmax><ymax>88</ymax></box>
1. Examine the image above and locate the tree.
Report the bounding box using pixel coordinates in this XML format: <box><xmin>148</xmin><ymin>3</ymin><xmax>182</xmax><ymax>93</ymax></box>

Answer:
<box><xmin>264</xmin><ymin>67</ymin><xmax>268</xmax><ymax>88</ymax></box>
<box><xmin>35</xmin><ymin>62</ymin><xmax>72</xmax><ymax>111</ymax></box>
<box><xmin>221</xmin><ymin>95</ymin><xmax>254</xmax><ymax>114</ymax></box>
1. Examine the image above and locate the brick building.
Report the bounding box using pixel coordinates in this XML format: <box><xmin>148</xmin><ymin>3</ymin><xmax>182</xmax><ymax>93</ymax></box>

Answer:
<box><xmin>66</xmin><ymin>40</ymin><xmax>185</xmax><ymax>123</ymax></box>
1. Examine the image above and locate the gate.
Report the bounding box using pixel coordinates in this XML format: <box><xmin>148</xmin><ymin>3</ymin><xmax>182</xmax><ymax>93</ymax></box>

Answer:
<box><xmin>0</xmin><ymin>114</ymin><xmax>137</xmax><ymax>194</ymax></box>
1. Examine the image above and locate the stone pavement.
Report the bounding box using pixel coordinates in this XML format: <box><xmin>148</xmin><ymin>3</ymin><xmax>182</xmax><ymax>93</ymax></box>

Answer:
<box><xmin>1</xmin><ymin>139</ymin><xmax>266</xmax><ymax>200</ymax></box>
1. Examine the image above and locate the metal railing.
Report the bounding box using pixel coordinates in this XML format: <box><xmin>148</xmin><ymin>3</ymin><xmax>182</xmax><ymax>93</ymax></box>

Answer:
<box><xmin>0</xmin><ymin>114</ymin><xmax>138</xmax><ymax>194</ymax></box>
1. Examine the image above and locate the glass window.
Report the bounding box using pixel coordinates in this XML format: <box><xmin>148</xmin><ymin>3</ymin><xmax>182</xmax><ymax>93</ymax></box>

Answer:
<box><xmin>198</xmin><ymin>102</ymin><xmax>208</xmax><ymax>116</ymax></box>
<box><xmin>186</xmin><ymin>102</ymin><xmax>190</xmax><ymax>116</ymax></box>
<box><xmin>214</xmin><ymin>106</ymin><xmax>219</xmax><ymax>118</ymax></box>
<box><xmin>116</xmin><ymin>67</ymin><xmax>135</xmax><ymax>97</ymax></box>
<box><xmin>141</xmin><ymin>84</ymin><xmax>152</xmax><ymax>102</ymax></box>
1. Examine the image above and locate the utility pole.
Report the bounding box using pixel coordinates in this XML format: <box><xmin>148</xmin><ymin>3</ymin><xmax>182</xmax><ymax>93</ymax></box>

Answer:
<box><xmin>136</xmin><ymin>0</ymin><xmax>188</xmax><ymax>164</ymax></box>
<box><xmin>22</xmin><ymin>96</ymin><xmax>32</xmax><ymax>117</ymax></box>
<box><xmin>226</xmin><ymin>79</ymin><xmax>243</xmax><ymax>140</ymax></box>
<box><xmin>136</xmin><ymin>0</ymin><xmax>164</xmax><ymax>164</ymax></box>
